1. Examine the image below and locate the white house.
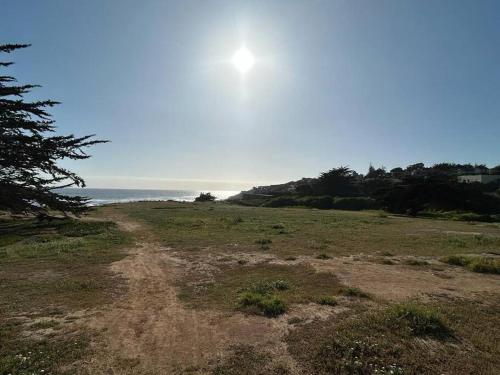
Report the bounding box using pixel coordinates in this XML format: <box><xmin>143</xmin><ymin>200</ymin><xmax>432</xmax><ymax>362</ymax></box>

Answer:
<box><xmin>458</xmin><ymin>175</ymin><xmax>500</xmax><ymax>184</ymax></box>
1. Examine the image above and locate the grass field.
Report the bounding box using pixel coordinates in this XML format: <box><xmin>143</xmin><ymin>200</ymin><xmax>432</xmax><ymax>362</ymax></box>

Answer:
<box><xmin>1</xmin><ymin>201</ymin><xmax>499</xmax><ymax>374</ymax></box>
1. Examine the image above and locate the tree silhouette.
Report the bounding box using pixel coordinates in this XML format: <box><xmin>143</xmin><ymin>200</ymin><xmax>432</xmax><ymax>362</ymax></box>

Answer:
<box><xmin>0</xmin><ymin>44</ymin><xmax>107</xmax><ymax>215</ymax></box>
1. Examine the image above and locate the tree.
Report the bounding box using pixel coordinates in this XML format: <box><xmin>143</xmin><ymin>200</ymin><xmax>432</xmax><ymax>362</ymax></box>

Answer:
<box><xmin>194</xmin><ymin>192</ymin><xmax>216</xmax><ymax>202</ymax></box>
<box><xmin>490</xmin><ymin>165</ymin><xmax>500</xmax><ymax>175</ymax></box>
<box><xmin>0</xmin><ymin>44</ymin><xmax>107</xmax><ymax>215</ymax></box>
<box><xmin>313</xmin><ymin>166</ymin><xmax>359</xmax><ymax>196</ymax></box>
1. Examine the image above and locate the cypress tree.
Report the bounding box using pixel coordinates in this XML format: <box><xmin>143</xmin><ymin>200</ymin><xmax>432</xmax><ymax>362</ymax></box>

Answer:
<box><xmin>0</xmin><ymin>44</ymin><xmax>107</xmax><ymax>215</ymax></box>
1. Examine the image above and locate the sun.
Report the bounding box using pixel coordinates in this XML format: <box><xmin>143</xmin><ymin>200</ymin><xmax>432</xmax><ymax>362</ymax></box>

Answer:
<box><xmin>232</xmin><ymin>46</ymin><xmax>255</xmax><ymax>74</ymax></box>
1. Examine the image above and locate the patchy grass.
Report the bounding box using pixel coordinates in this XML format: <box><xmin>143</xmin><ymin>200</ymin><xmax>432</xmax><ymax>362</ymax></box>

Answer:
<box><xmin>287</xmin><ymin>296</ymin><xmax>500</xmax><ymax>374</ymax></box>
<box><xmin>440</xmin><ymin>255</ymin><xmax>500</xmax><ymax>274</ymax></box>
<box><xmin>316</xmin><ymin>296</ymin><xmax>337</xmax><ymax>306</ymax></box>
<box><xmin>212</xmin><ymin>344</ymin><xmax>289</xmax><ymax>375</ymax></box>
<box><xmin>113</xmin><ymin>201</ymin><xmax>500</xmax><ymax>257</ymax></box>
<box><xmin>0</xmin><ymin>320</ymin><xmax>90</xmax><ymax>375</ymax></box>
<box><xmin>340</xmin><ymin>287</ymin><xmax>370</xmax><ymax>298</ymax></box>
<box><xmin>0</xmin><ymin>216</ymin><xmax>130</xmax><ymax>374</ymax></box>
<box><xmin>386</xmin><ymin>302</ymin><xmax>450</xmax><ymax>338</ymax></box>
<box><xmin>315</xmin><ymin>253</ymin><xmax>331</xmax><ymax>260</ymax></box>
<box><xmin>404</xmin><ymin>258</ymin><xmax>429</xmax><ymax>266</ymax></box>
<box><xmin>179</xmin><ymin>264</ymin><xmax>342</xmax><ymax>312</ymax></box>
<box><xmin>31</xmin><ymin>319</ymin><xmax>61</xmax><ymax>330</ymax></box>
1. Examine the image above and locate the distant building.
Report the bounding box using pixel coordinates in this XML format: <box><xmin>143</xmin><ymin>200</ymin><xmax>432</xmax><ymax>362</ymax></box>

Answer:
<box><xmin>458</xmin><ymin>175</ymin><xmax>500</xmax><ymax>184</ymax></box>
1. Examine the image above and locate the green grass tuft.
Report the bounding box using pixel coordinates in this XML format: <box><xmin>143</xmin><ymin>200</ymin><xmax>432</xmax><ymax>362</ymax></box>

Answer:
<box><xmin>316</xmin><ymin>296</ymin><xmax>337</xmax><ymax>306</ymax></box>
<box><xmin>387</xmin><ymin>302</ymin><xmax>450</xmax><ymax>338</ymax></box>
<box><xmin>440</xmin><ymin>255</ymin><xmax>500</xmax><ymax>274</ymax></box>
<box><xmin>316</xmin><ymin>253</ymin><xmax>331</xmax><ymax>260</ymax></box>
<box><xmin>340</xmin><ymin>287</ymin><xmax>369</xmax><ymax>298</ymax></box>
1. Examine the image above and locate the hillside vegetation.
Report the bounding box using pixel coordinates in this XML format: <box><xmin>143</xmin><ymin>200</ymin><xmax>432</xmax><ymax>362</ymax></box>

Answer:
<box><xmin>229</xmin><ymin>163</ymin><xmax>500</xmax><ymax>221</ymax></box>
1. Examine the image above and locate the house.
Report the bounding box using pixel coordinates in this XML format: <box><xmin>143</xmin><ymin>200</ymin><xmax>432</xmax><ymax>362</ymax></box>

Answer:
<box><xmin>458</xmin><ymin>175</ymin><xmax>500</xmax><ymax>184</ymax></box>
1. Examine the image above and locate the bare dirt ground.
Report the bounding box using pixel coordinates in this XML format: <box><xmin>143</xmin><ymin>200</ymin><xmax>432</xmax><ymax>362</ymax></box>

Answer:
<box><xmin>79</xmin><ymin>213</ymin><xmax>500</xmax><ymax>374</ymax></box>
<box><xmin>80</xmin><ymin>215</ymin><xmax>312</xmax><ymax>374</ymax></box>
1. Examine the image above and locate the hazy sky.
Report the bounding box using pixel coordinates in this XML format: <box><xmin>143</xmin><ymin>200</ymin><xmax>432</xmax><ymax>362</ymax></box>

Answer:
<box><xmin>2</xmin><ymin>0</ymin><xmax>499</xmax><ymax>190</ymax></box>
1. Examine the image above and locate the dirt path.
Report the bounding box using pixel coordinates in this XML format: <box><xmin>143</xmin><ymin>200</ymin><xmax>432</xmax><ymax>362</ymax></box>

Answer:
<box><xmin>80</xmin><ymin>214</ymin><xmax>301</xmax><ymax>374</ymax></box>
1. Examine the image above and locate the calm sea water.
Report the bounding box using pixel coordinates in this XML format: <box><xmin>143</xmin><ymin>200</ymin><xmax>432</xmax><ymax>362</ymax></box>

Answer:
<box><xmin>57</xmin><ymin>188</ymin><xmax>239</xmax><ymax>206</ymax></box>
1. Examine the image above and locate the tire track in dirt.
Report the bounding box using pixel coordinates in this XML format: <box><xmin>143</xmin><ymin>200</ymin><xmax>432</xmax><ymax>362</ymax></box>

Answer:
<box><xmin>80</xmin><ymin>214</ymin><xmax>300</xmax><ymax>374</ymax></box>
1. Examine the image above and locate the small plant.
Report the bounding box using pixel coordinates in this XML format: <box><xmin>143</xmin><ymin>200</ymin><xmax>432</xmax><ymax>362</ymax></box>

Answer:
<box><xmin>237</xmin><ymin>279</ymin><xmax>290</xmax><ymax>317</ymax></box>
<box><xmin>387</xmin><ymin>302</ymin><xmax>450</xmax><ymax>338</ymax></box>
<box><xmin>287</xmin><ymin>317</ymin><xmax>303</xmax><ymax>325</ymax></box>
<box><xmin>272</xmin><ymin>280</ymin><xmax>290</xmax><ymax>290</ymax></box>
<box><xmin>317</xmin><ymin>296</ymin><xmax>337</xmax><ymax>306</ymax></box>
<box><xmin>255</xmin><ymin>238</ymin><xmax>272</xmax><ymax>250</ymax></box>
<box><xmin>316</xmin><ymin>253</ymin><xmax>331</xmax><ymax>260</ymax></box>
<box><xmin>237</xmin><ymin>259</ymin><xmax>247</xmax><ymax>265</ymax></box>
<box><xmin>440</xmin><ymin>255</ymin><xmax>500</xmax><ymax>274</ymax></box>
<box><xmin>380</xmin><ymin>259</ymin><xmax>394</xmax><ymax>265</ymax></box>
<box><xmin>232</xmin><ymin>216</ymin><xmax>244</xmax><ymax>224</ymax></box>
<box><xmin>404</xmin><ymin>259</ymin><xmax>429</xmax><ymax>266</ymax></box>
<box><xmin>340</xmin><ymin>287</ymin><xmax>369</xmax><ymax>298</ymax></box>
<box><xmin>260</xmin><ymin>296</ymin><xmax>287</xmax><ymax>317</ymax></box>
<box><xmin>237</xmin><ymin>291</ymin><xmax>287</xmax><ymax>317</ymax></box>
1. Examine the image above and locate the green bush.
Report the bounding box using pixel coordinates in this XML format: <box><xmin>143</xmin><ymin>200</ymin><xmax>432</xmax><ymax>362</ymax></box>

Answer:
<box><xmin>317</xmin><ymin>296</ymin><xmax>337</xmax><ymax>306</ymax></box>
<box><xmin>261</xmin><ymin>197</ymin><xmax>299</xmax><ymax>208</ymax></box>
<box><xmin>440</xmin><ymin>255</ymin><xmax>500</xmax><ymax>274</ymax></box>
<box><xmin>315</xmin><ymin>253</ymin><xmax>331</xmax><ymax>260</ymax></box>
<box><xmin>260</xmin><ymin>297</ymin><xmax>287</xmax><ymax>317</ymax></box>
<box><xmin>340</xmin><ymin>287</ymin><xmax>369</xmax><ymax>298</ymax></box>
<box><xmin>299</xmin><ymin>196</ymin><xmax>334</xmax><ymax>209</ymax></box>
<box><xmin>387</xmin><ymin>303</ymin><xmax>450</xmax><ymax>338</ymax></box>
<box><xmin>331</xmin><ymin>197</ymin><xmax>380</xmax><ymax>211</ymax></box>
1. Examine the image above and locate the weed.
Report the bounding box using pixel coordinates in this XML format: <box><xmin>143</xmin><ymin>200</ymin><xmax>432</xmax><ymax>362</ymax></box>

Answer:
<box><xmin>316</xmin><ymin>296</ymin><xmax>337</xmax><ymax>306</ymax></box>
<box><xmin>287</xmin><ymin>317</ymin><xmax>303</xmax><ymax>325</ymax></box>
<box><xmin>440</xmin><ymin>255</ymin><xmax>500</xmax><ymax>274</ymax></box>
<box><xmin>404</xmin><ymin>259</ymin><xmax>429</xmax><ymax>266</ymax></box>
<box><xmin>379</xmin><ymin>259</ymin><xmax>395</xmax><ymax>265</ymax></box>
<box><xmin>237</xmin><ymin>292</ymin><xmax>287</xmax><ymax>317</ymax></box>
<box><xmin>340</xmin><ymin>287</ymin><xmax>369</xmax><ymax>298</ymax></box>
<box><xmin>316</xmin><ymin>253</ymin><xmax>331</xmax><ymax>260</ymax></box>
<box><xmin>387</xmin><ymin>302</ymin><xmax>450</xmax><ymax>338</ymax></box>
<box><xmin>260</xmin><ymin>297</ymin><xmax>288</xmax><ymax>317</ymax></box>
<box><xmin>255</xmin><ymin>238</ymin><xmax>272</xmax><ymax>245</ymax></box>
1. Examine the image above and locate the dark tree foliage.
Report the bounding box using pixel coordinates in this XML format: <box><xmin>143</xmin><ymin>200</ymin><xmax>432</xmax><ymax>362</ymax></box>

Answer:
<box><xmin>379</xmin><ymin>176</ymin><xmax>500</xmax><ymax>215</ymax></box>
<box><xmin>313</xmin><ymin>166</ymin><xmax>359</xmax><ymax>197</ymax></box>
<box><xmin>0</xmin><ymin>44</ymin><xmax>107</xmax><ymax>215</ymax></box>
<box><xmin>195</xmin><ymin>192</ymin><xmax>216</xmax><ymax>202</ymax></box>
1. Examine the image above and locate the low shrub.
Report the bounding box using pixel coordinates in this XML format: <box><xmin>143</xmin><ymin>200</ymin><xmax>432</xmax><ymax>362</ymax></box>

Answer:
<box><xmin>440</xmin><ymin>255</ymin><xmax>500</xmax><ymax>274</ymax></box>
<box><xmin>260</xmin><ymin>297</ymin><xmax>287</xmax><ymax>317</ymax></box>
<box><xmin>237</xmin><ymin>280</ymin><xmax>290</xmax><ymax>317</ymax></box>
<box><xmin>316</xmin><ymin>253</ymin><xmax>331</xmax><ymax>260</ymax></box>
<box><xmin>340</xmin><ymin>287</ymin><xmax>369</xmax><ymax>298</ymax></box>
<box><xmin>331</xmin><ymin>197</ymin><xmax>380</xmax><ymax>211</ymax></box>
<box><xmin>387</xmin><ymin>302</ymin><xmax>450</xmax><ymax>338</ymax></box>
<box><xmin>317</xmin><ymin>296</ymin><xmax>337</xmax><ymax>306</ymax></box>
<box><xmin>261</xmin><ymin>197</ymin><xmax>299</xmax><ymax>208</ymax></box>
<box><xmin>300</xmin><ymin>196</ymin><xmax>334</xmax><ymax>209</ymax></box>
<box><xmin>404</xmin><ymin>259</ymin><xmax>429</xmax><ymax>266</ymax></box>
<box><xmin>237</xmin><ymin>291</ymin><xmax>287</xmax><ymax>317</ymax></box>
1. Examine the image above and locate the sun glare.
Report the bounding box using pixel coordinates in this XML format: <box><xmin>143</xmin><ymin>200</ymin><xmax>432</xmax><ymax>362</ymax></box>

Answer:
<box><xmin>232</xmin><ymin>46</ymin><xmax>255</xmax><ymax>74</ymax></box>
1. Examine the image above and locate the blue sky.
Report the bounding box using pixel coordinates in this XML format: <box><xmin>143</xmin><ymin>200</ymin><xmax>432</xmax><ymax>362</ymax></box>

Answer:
<box><xmin>2</xmin><ymin>0</ymin><xmax>499</xmax><ymax>190</ymax></box>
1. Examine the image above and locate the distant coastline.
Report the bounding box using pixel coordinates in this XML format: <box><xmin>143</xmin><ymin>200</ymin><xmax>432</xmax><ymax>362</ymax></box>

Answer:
<box><xmin>56</xmin><ymin>188</ymin><xmax>239</xmax><ymax>206</ymax></box>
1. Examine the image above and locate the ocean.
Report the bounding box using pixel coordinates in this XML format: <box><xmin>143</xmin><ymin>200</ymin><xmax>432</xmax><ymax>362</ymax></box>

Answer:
<box><xmin>56</xmin><ymin>188</ymin><xmax>239</xmax><ymax>206</ymax></box>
